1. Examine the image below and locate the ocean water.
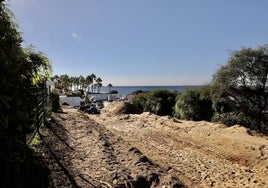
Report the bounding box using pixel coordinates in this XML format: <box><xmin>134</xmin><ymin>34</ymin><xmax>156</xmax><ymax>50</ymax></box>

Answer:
<box><xmin>101</xmin><ymin>85</ymin><xmax>201</xmax><ymax>98</ymax></box>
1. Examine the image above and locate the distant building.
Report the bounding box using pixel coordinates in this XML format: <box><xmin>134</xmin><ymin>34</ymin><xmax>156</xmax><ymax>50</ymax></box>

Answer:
<box><xmin>46</xmin><ymin>81</ymin><xmax>55</xmax><ymax>93</ymax></box>
<box><xmin>86</xmin><ymin>93</ymin><xmax>120</xmax><ymax>102</ymax></box>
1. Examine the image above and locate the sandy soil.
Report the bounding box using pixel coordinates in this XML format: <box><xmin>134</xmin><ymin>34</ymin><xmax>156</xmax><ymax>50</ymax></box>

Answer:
<box><xmin>41</xmin><ymin>102</ymin><xmax>268</xmax><ymax>188</ymax></box>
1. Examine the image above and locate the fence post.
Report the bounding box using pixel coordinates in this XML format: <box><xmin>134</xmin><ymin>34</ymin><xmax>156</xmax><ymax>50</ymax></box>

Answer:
<box><xmin>36</xmin><ymin>87</ymin><xmax>39</xmax><ymax>134</ymax></box>
<box><xmin>43</xmin><ymin>84</ymin><xmax>47</xmax><ymax>127</ymax></box>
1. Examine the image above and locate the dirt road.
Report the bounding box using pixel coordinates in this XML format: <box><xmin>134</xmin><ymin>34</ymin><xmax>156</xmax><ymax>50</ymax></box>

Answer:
<box><xmin>41</xmin><ymin>103</ymin><xmax>268</xmax><ymax>187</ymax></box>
<box><xmin>41</xmin><ymin>106</ymin><xmax>184</xmax><ymax>188</ymax></box>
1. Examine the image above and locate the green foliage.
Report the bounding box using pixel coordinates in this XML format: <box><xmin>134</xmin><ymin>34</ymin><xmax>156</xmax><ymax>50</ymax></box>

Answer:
<box><xmin>211</xmin><ymin>46</ymin><xmax>268</xmax><ymax>133</ymax></box>
<box><xmin>212</xmin><ymin>112</ymin><xmax>250</xmax><ymax>127</ymax></box>
<box><xmin>175</xmin><ymin>87</ymin><xmax>213</xmax><ymax>121</ymax></box>
<box><xmin>0</xmin><ymin>1</ymin><xmax>51</xmax><ymax>186</ymax></box>
<box><xmin>131</xmin><ymin>89</ymin><xmax>178</xmax><ymax>116</ymax></box>
<box><xmin>107</xmin><ymin>83</ymin><xmax>113</xmax><ymax>93</ymax></box>
<box><xmin>53</xmin><ymin>73</ymin><xmax>107</xmax><ymax>94</ymax></box>
<box><xmin>96</xmin><ymin>101</ymin><xmax>104</xmax><ymax>109</ymax></box>
<box><xmin>23</xmin><ymin>46</ymin><xmax>52</xmax><ymax>84</ymax></box>
<box><xmin>110</xmin><ymin>90</ymin><xmax>118</xmax><ymax>94</ymax></box>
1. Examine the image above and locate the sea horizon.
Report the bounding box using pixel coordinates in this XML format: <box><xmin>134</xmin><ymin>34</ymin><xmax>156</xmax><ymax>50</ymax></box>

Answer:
<box><xmin>101</xmin><ymin>85</ymin><xmax>202</xmax><ymax>98</ymax></box>
<box><xmin>111</xmin><ymin>85</ymin><xmax>204</xmax><ymax>87</ymax></box>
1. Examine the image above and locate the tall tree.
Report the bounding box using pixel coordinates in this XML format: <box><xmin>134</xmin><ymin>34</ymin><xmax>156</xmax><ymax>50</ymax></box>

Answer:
<box><xmin>23</xmin><ymin>46</ymin><xmax>52</xmax><ymax>84</ymax></box>
<box><xmin>52</xmin><ymin>75</ymin><xmax>61</xmax><ymax>89</ymax></box>
<box><xmin>96</xmin><ymin>77</ymin><xmax>102</xmax><ymax>93</ymax></box>
<box><xmin>73</xmin><ymin>76</ymin><xmax>79</xmax><ymax>90</ymax></box>
<box><xmin>90</xmin><ymin>73</ymin><xmax>96</xmax><ymax>92</ymax></box>
<box><xmin>212</xmin><ymin>46</ymin><xmax>268</xmax><ymax>132</ymax></box>
<box><xmin>0</xmin><ymin>1</ymin><xmax>51</xmax><ymax>186</ymax></box>
<box><xmin>85</xmin><ymin>75</ymin><xmax>93</xmax><ymax>92</ymax></box>
<box><xmin>107</xmin><ymin>83</ymin><xmax>113</xmax><ymax>93</ymax></box>
<box><xmin>0</xmin><ymin>1</ymin><xmax>51</xmax><ymax>140</ymax></box>
<box><xmin>69</xmin><ymin>76</ymin><xmax>76</xmax><ymax>91</ymax></box>
<box><xmin>78</xmin><ymin>75</ymin><xmax>85</xmax><ymax>90</ymax></box>
<box><xmin>59</xmin><ymin>74</ymin><xmax>69</xmax><ymax>92</ymax></box>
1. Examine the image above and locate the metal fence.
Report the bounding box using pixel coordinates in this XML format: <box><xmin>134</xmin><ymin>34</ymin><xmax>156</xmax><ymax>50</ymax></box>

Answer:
<box><xmin>26</xmin><ymin>84</ymin><xmax>48</xmax><ymax>145</ymax></box>
<box><xmin>35</xmin><ymin>86</ymin><xmax>47</xmax><ymax>132</ymax></box>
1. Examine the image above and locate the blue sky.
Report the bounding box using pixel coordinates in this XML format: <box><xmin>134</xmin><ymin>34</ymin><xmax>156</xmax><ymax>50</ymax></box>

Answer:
<box><xmin>8</xmin><ymin>0</ymin><xmax>268</xmax><ymax>86</ymax></box>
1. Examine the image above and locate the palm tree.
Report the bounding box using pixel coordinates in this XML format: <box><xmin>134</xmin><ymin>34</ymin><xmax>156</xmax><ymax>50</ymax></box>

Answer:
<box><xmin>51</xmin><ymin>75</ymin><xmax>59</xmax><ymax>88</ymax></box>
<box><xmin>69</xmin><ymin>76</ymin><xmax>76</xmax><ymax>91</ymax></box>
<box><xmin>85</xmin><ymin>75</ymin><xmax>93</xmax><ymax>92</ymax></box>
<box><xmin>51</xmin><ymin>75</ymin><xmax>59</xmax><ymax>81</ymax></box>
<box><xmin>60</xmin><ymin>74</ymin><xmax>70</xmax><ymax>92</ymax></box>
<box><xmin>90</xmin><ymin>73</ymin><xmax>96</xmax><ymax>92</ymax></box>
<box><xmin>107</xmin><ymin>83</ymin><xmax>113</xmax><ymax>93</ymax></box>
<box><xmin>97</xmin><ymin>82</ymin><xmax>103</xmax><ymax>93</ymax></box>
<box><xmin>72</xmin><ymin>76</ymin><xmax>79</xmax><ymax>91</ymax></box>
<box><xmin>78</xmin><ymin>75</ymin><xmax>85</xmax><ymax>90</ymax></box>
<box><xmin>96</xmin><ymin>77</ymin><xmax>102</xmax><ymax>93</ymax></box>
<box><xmin>23</xmin><ymin>46</ymin><xmax>52</xmax><ymax>84</ymax></box>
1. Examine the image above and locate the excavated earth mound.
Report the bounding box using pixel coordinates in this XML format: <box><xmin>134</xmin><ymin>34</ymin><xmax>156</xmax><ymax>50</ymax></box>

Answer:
<box><xmin>101</xmin><ymin>101</ymin><xmax>140</xmax><ymax>116</ymax></box>
<box><xmin>40</xmin><ymin>101</ymin><xmax>268</xmax><ymax>188</ymax></box>
<box><xmin>91</xmin><ymin>101</ymin><xmax>268</xmax><ymax>188</ymax></box>
<box><xmin>40</xmin><ymin>106</ymin><xmax>185</xmax><ymax>188</ymax></box>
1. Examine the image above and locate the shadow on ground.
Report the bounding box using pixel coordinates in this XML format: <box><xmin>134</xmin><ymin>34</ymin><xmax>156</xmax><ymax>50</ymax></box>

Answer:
<box><xmin>38</xmin><ymin>108</ymin><xmax>186</xmax><ymax>188</ymax></box>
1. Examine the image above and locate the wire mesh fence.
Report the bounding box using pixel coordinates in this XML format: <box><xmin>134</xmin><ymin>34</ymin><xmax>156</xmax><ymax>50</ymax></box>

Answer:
<box><xmin>26</xmin><ymin>83</ymin><xmax>48</xmax><ymax>145</ymax></box>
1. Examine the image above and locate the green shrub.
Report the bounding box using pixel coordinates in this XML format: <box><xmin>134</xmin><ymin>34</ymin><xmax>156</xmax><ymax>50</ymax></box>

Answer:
<box><xmin>131</xmin><ymin>89</ymin><xmax>177</xmax><ymax>116</ymax></box>
<box><xmin>175</xmin><ymin>87</ymin><xmax>213</xmax><ymax>121</ymax></box>
<box><xmin>131</xmin><ymin>92</ymin><xmax>147</xmax><ymax>114</ymax></box>
<box><xmin>212</xmin><ymin>112</ymin><xmax>250</xmax><ymax>127</ymax></box>
<box><xmin>110</xmin><ymin>90</ymin><xmax>118</xmax><ymax>94</ymax></box>
<box><xmin>97</xmin><ymin>101</ymin><xmax>104</xmax><ymax>109</ymax></box>
<box><xmin>49</xmin><ymin>92</ymin><xmax>61</xmax><ymax>112</ymax></box>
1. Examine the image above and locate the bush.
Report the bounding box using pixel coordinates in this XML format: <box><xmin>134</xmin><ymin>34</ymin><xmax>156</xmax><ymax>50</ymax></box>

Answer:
<box><xmin>212</xmin><ymin>112</ymin><xmax>250</xmax><ymax>126</ymax></box>
<box><xmin>175</xmin><ymin>87</ymin><xmax>213</xmax><ymax>121</ymax></box>
<box><xmin>110</xmin><ymin>90</ymin><xmax>118</xmax><ymax>94</ymax></box>
<box><xmin>131</xmin><ymin>89</ymin><xmax>178</xmax><ymax>116</ymax></box>
<box><xmin>49</xmin><ymin>92</ymin><xmax>61</xmax><ymax>112</ymax></box>
<box><xmin>212</xmin><ymin>112</ymin><xmax>268</xmax><ymax>134</ymax></box>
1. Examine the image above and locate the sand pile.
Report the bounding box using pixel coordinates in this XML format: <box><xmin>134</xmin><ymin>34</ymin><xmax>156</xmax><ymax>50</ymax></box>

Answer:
<box><xmin>101</xmin><ymin>101</ymin><xmax>140</xmax><ymax>116</ymax></box>
<box><xmin>39</xmin><ymin>101</ymin><xmax>268</xmax><ymax>188</ymax></box>
<box><xmin>90</xmin><ymin>101</ymin><xmax>268</xmax><ymax>188</ymax></box>
<box><xmin>40</xmin><ymin>106</ymin><xmax>185</xmax><ymax>188</ymax></box>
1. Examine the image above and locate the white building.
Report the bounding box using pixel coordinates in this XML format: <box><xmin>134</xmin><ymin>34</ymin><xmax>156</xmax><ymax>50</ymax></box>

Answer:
<box><xmin>46</xmin><ymin>81</ymin><xmax>55</xmax><ymax>93</ymax></box>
